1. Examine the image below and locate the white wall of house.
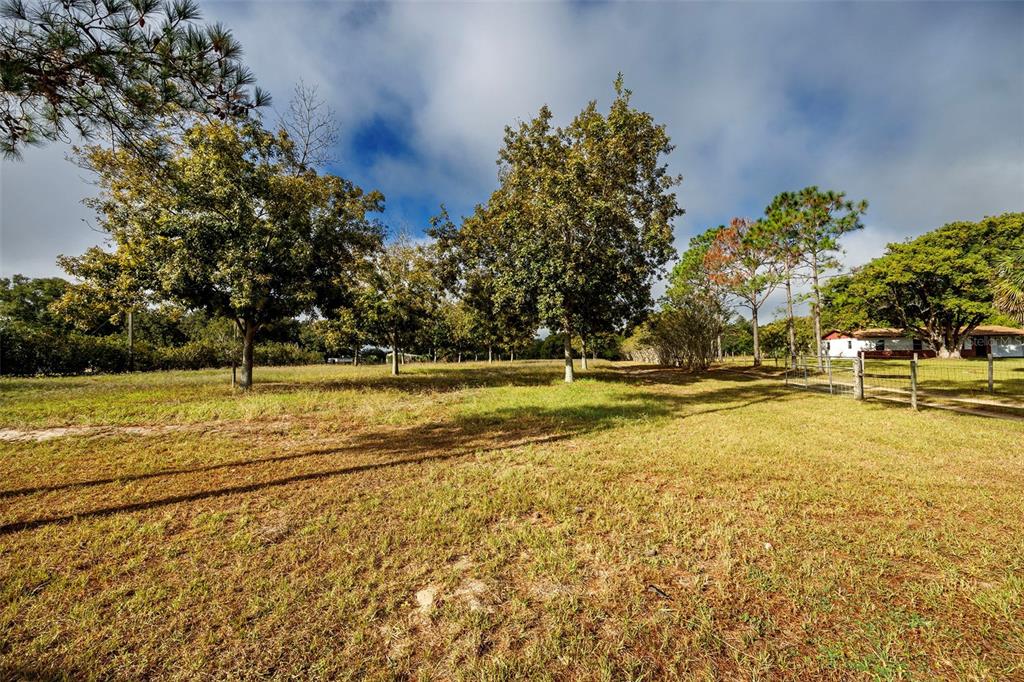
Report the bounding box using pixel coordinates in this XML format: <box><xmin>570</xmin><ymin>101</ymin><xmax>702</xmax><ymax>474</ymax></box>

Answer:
<box><xmin>824</xmin><ymin>338</ymin><xmax>872</xmax><ymax>358</ymax></box>
<box><xmin>825</xmin><ymin>334</ymin><xmax>1024</xmax><ymax>358</ymax></box>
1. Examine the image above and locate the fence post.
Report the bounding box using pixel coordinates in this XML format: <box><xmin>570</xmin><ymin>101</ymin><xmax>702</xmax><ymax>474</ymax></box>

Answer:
<box><xmin>826</xmin><ymin>353</ymin><xmax>833</xmax><ymax>395</ymax></box>
<box><xmin>910</xmin><ymin>353</ymin><xmax>918</xmax><ymax>411</ymax></box>
<box><xmin>854</xmin><ymin>352</ymin><xmax>864</xmax><ymax>400</ymax></box>
<box><xmin>988</xmin><ymin>351</ymin><xmax>994</xmax><ymax>394</ymax></box>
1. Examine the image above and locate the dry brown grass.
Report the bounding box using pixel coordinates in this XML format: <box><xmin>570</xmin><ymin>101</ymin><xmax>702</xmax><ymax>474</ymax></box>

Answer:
<box><xmin>1</xmin><ymin>361</ymin><xmax>1022</xmax><ymax>680</ymax></box>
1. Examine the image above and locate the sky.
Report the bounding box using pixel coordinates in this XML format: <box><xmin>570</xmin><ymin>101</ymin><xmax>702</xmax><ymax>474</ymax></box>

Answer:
<box><xmin>1</xmin><ymin>0</ymin><xmax>1022</xmax><ymax>319</ymax></box>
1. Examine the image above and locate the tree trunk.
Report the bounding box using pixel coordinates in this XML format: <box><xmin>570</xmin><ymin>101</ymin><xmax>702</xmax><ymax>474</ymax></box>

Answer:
<box><xmin>127</xmin><ymin>309</ymin><xmax>134</xmax><ymax>373</ymax></box>
<box><xmin>458</xmin><ymin>351</ymin><xmax>462</xmax><ymax>363</ymax></box>
<box><xmin>240</xmin><ymin>322</ymin><xmax>257</xmax><ymax>389</ymax></box>
<box><xmin>391</xmin><ymin>338</ymin><xmax>399</xmax><ymax>376</ymax></box>
<box><xmin>810</xmin><ymin>254</ymin><xmax>823</xmax><ymax>370</ymax></box>
<box><xmin>563</xmin><ymin>328</ymin><xmax>574</xmax><ymax>383</ymax></box>
<box><xmin>784</xmin><ymin>273</ymin><xmax>796</xmax><ymax>361</ymax></box>
<box><xmin>581</xmin><ymin>337</ymin><xmax>589</xmax><ymax>370</ymax></box>
<box><xmin>353</xmin><ymin>344</ymin><xmax>359</xmax><ymax>366</ymax></box>
<box><xmin>938</xmin><ymin>328</ymin><xmax>963</xmax><ymax>359</ymax></box>
<box><xmin>510</xmin><ymin>350</ymin><xmax>514</xmax><ymax>362</ymax></box>
<box><xmin>716</xmin><ymin>334</ymin><xmax>722</xmax><ymax>360</ymax></box>
<box><xmin>751</xmin><ymin>306</ymin><xmax>761</xmax><ymax>367</ymax></box>
<box><xmin>488</xmin><ymin>345</ymin><xmax>493</xmax><ymax>363</ymax></box>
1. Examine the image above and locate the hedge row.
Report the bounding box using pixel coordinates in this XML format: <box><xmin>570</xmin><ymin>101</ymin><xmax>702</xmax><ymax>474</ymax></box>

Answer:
<box><xmin>0</xmin><ymin>329</ymin><xmax>321</xmax><ymax>376</ymax></box>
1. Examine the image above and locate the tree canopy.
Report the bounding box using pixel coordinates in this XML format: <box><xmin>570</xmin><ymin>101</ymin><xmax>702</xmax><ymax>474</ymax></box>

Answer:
<box><xmin>823</xmin><ymin>212</ymin><xmax>1023</xmax><ymax>357</ymax></box>
<box><xmin>63</xmin><ymin>119</ymin><xmax>384</xmax><ymax>386</ymax></box>
<box><xmin>1</xmin><ymin>0</ymin><xmax>268</xmax><ymax>158</ymax></box>
<box><xmin>994</xmin><ymin>249</ymin><xmax>1024</xmax><ymax>324</ymax></box>
<box><xmin>355</xmin><ymin>237</ymin><xmax>438</xmax><ymax>375</ymax></box>
<box><xmin>703</xmin><ymin>218</ymin><xmax>782</xmax><ymax>365</ymax></box>
<box><xmin>458</xmin><ymin>76</ymin><xmax>681</xmax><ymax>381</ymax></box>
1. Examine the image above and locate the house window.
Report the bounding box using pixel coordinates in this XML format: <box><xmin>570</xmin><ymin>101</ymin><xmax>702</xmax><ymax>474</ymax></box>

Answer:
<box><xmin>847</xmin><ymin>340</ymin><xmax>852</xmax><ymax>349</ymax></box>
<box><xmin>913</xmin><ymin>339</ymin><xmax>923</xmax><ymax>351</ymax></box>
<box><xmin>875</xmin><ymin>339</ymin><xmax>885</xmax><ymax>351</ymax></box>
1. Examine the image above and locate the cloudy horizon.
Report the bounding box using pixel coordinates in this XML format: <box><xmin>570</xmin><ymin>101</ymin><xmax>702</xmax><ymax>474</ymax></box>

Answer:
<box><xmin>2</xmin><ymin>0</ymin><xmax>1021</xmax><ymax>319</ymax></box>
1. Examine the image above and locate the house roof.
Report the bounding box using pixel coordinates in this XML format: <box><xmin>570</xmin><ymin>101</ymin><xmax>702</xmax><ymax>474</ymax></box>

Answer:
<box><xmin>821</xmin><ymin>325</ymin><xmax>1024</xmax><ymax>340</ymax></box>
<box><xmin>971</xmin><ymin>325</ymin><xmax>1024</xmax><ymax>336</ymax></box>
<box><xmin>851</xmin><ymin>328</ymin><xmax>906</xmax><ymax>339</ymax></box>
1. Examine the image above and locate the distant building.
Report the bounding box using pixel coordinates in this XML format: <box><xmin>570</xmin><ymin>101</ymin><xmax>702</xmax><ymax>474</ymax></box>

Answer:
<box><xmin>822</xmin><ymin>325</ymin><xmax>1024</xmax><ymax>359</ymax></box>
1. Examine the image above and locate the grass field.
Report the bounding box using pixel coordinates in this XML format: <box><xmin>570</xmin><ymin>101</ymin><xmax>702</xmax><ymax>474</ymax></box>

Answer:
<box><xmin>2</xmin><ymin>361</ymin><xmax>1023</xmax><ymax>680</ymax></box>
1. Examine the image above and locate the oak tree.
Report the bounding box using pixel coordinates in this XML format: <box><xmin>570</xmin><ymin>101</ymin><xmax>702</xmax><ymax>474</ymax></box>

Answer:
<box><xmin>65</xmin><ymin>120</ymin><xmax>383</xmax><ymax>387</ymax></box>
<box><xmin>481</xmin><ymin>77</ymin><xmax>682</xmax><ymax>382</ymax></box>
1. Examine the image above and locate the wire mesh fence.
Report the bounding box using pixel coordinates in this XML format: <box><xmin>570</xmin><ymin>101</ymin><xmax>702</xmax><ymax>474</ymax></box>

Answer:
<box><xmin>714</xmin><ymin>352</ymin><xmax>1024</xmax><ymax>417</ymax></box>
<box><xmin>784</xmin><ymin>355</ymin><xmax>857</xmax><ymax>397</ymax></box>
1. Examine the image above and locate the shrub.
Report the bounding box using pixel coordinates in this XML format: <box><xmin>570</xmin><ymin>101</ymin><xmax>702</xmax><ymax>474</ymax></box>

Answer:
<box><xmin>0</xmin><ymin>328</ymin><xmax>321</xmax><ymax>376</ymax></box>
<box><xmin>255</xmin><ymin>342</ymin><xmax>321</xmax><ymax>367</ymax></box>
<box><xmin>151</xmin><ymin>339</ymin><xmax>235</xmax><ymax>371</ymax></box>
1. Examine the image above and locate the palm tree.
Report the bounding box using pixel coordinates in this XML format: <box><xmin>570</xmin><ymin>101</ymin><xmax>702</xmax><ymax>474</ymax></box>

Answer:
<box><xmin>994</xmin><ymin>250</ymin><xmax>1024</xmax><ymax>324</ymax></box>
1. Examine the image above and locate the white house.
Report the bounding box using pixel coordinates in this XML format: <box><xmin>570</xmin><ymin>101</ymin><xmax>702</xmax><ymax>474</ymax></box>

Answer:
<box><xmin>822</xmin><ymin>325</ymin><xmax>1024</xmax><ymax>359</ymax></box>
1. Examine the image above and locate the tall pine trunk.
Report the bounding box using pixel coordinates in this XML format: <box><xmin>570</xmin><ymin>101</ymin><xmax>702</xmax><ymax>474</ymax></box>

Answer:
<box><xmin>488</xmin><ymin>345</ymin><xmax>493</xmax><ymax>363</ymax></box>
<box><xmin>810</xmin><ymin>254</ymin><xmax>823</xmax><ymax>369</ymax></box>
<box><xmin>784</xmin><ymin>271</ymin><xmax>796</xmax><ymax>362</ymax></box>
<box><xmin>391</xmin><ymin>337</ymin><xmax>399</xmax><ymax>376</ymax></box>
<box><xmin>751</xmin><ymin>306</ymin><xmax>761</xmax><ymax>367</ymax></box>
<box><xmin>563</xmin><ymin>324</ymin><xmax>574</xmax><ymax>383</ymax></box>
<box><xmin>581</xmin><ymin>337</ymin><xmax>589</xmax><ymax>370</ymax></box>
<box><xmin>353</xmin><ymin>344</ymin><xmax>359</xmax><ymax>366</ymax></box>
<box><xmin>240</xmin><ymin>322</ymin><xmax>257</xmax><ymax>389</ymax></box>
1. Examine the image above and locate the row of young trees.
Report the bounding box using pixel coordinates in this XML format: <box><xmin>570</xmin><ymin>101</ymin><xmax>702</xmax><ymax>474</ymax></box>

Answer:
<box><xmin>315</xmin><ymin>76</ymin><xmax>682</xmax><ymax>383</ymax></box>
<box><xmin>639</xmin><ymin>187</ymin><xmax>866</xmax><ymax>369</ymax></box>
<box><xmin>641</xmin><ymin>208</ymin><xmax>1022</xmax><ymax>367</ymax></box>
<box><xmin>38</xmin><ymin>76</ymin><xmax>682</xmax><ymax>386</ymax></box>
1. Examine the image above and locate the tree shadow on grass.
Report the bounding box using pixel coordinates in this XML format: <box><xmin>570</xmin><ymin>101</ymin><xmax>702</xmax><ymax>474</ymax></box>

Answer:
<box><xmin>0</xmin><ymin>379</ymin><xmax>801</xmax><ymax>537</ymax></box>
<box><xmin>253</xmin><ymin>362</ymin><xmax>571</xmax><ymax>395</ymax></box>
<box><xmin>249</xmin><ymin>361</ymin><xmax>777</xmax><ymax>396</ymax></box>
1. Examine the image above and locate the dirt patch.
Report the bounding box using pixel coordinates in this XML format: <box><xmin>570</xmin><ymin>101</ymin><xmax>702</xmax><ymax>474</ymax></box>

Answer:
<box><xmin>0</xmin><ymin>425</ymin><xmax>177</xmax><ymax>442</ymax></box>
<box><xmin>415</xmin><ymin>585</ymin><xmax>439</xmax><ymax>616</ymax></box>
<box><xmin>529</xmin><ymin>580</ymin><xmax>574</xmax><ymax>601</ymax></box>
<box><xmin>0</xmin><ymin>420</ymin><xmax>296</xmax><ymax>442</ymax></box>
<box><xmin>454</xmin><ymin>579</ymin><xmax>489</xmax><ymax>612</ymax></box>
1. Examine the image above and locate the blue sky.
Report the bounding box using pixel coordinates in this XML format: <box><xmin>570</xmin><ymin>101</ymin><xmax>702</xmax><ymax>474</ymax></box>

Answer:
<box><xmin>2</xmin><ymin>1</ymin><xmax>1022</xmax><ymax>316</ymax></box>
